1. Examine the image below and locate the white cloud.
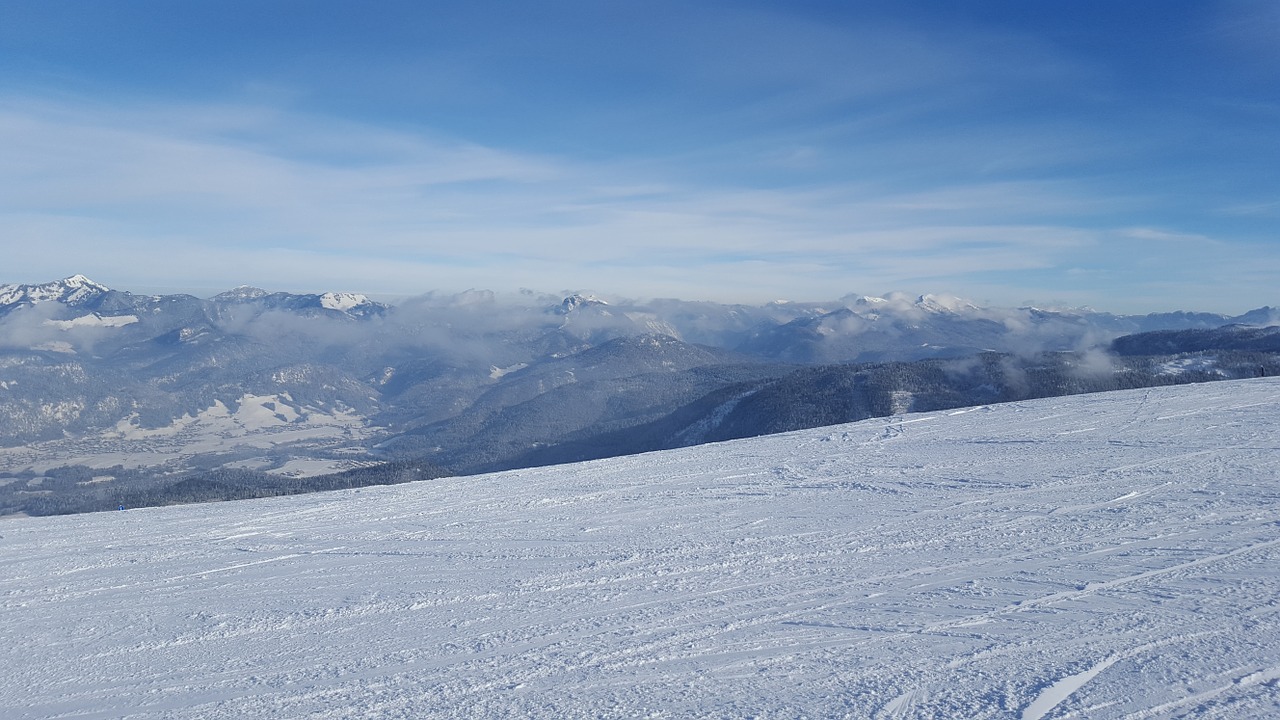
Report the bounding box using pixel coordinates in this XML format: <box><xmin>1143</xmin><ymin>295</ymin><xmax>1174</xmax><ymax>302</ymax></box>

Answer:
<box><xmin>0</xmin><ymin>94</ymin><xmax>1272</xmax><ymax>314</ymax></box>
<box><xmin>1120</xmin><ymin>227</ymin><xmax>1218</xmax><ymax>244</ymax></box>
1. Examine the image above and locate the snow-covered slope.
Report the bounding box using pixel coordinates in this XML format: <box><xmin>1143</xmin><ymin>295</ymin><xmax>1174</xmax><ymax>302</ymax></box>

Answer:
<box><xmin>4</xmin><ymin>379</ymin><xmax>1280</xmax><ymax>719</ymax></box>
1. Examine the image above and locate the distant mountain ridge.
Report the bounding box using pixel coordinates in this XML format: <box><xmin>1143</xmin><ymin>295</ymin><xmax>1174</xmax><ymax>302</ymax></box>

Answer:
<box><xmin>3</xmin><ymin>276</ymin><xmax>1271</xmax><ymax>357</ymax></box>
<box><xmin>0</xmin><ymin>275</ymin><xmax>1276</xmax><ymax>516</ymax></box>
<box><xmin>210</xmin><ymin>285</ymin><xmax>386</xmax><ymax>320</ymax></box>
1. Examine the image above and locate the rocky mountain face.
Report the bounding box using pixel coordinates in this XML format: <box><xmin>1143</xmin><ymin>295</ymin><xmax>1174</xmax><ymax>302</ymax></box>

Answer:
<box><xmin>0</xmin><ymin>276</ymin><xmax>1275</xmax><ymax>515</ymax></box>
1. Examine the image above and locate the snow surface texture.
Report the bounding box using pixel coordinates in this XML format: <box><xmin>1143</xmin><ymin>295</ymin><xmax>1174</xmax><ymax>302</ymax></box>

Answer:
<box><xmin>4</xmin><ymin>379</ymin><xmax>1280</xmax><ymax>719</ymax></box>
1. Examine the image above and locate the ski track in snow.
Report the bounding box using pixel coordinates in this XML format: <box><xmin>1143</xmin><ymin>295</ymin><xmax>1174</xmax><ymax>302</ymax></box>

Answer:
<box><xmin>3</xmin><ymin>379</ymin><xmax>1280</xmax><ymax>718</ymax></box>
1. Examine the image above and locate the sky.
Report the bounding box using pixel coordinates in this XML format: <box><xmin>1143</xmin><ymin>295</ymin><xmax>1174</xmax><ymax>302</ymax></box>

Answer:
<box><xmin>0</xmin><ymin>0</ymin><xmax>1276</xmax><ymax>313</ymax></box>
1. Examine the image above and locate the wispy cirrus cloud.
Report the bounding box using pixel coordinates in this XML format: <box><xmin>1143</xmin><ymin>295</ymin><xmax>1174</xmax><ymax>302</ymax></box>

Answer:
<box><xmin>0</xmin><ymin>2</ymin><xmax>1275</xmax><ymax>313</ymax></box>
<box><xmin>0</xmin><ymin>92</ymin><xmax>1255</xmax><ymax>311</ymax></box>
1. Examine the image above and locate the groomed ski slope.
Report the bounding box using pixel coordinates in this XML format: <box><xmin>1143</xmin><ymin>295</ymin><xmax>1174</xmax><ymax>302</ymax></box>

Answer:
<box><xmin>4</xmin><ymin>379</ymin><xmax>1280</xmax><ymax>719</ymax></box>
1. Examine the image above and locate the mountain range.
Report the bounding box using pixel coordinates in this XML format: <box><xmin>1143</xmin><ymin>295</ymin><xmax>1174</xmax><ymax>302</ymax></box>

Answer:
<box><xmin>1</xmin><ymin>275</ymin><xmax>1276</xmax><ymax>515</ymax></box>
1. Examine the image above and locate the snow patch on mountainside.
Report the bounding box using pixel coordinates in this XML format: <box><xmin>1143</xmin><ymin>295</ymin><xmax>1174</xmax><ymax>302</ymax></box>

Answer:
<box><xmin>890</xmin><ymin>389</ymin><xmax>914</xmax><ymax>414</ymax></box>
<box><xmin>674</xmin><ymin>388</ymin><xmax>760</xmax><ymax>444</ymax></box>
<box><xmin>31</xmin><ymin>341</ymin><xmax>75</xmax><ymax>354</ymax></box>
<box><xmin>1158</xmin><ymin>356</ymin><xmax>1225</xmax><ymax>376</ymax></box>
<box><xmin>44</xmin><ymin>313</ymin><xmax>139</xmax><ymax>330</ymax></box>
<box><xmin>489</xmin><ymin>362</ymin><xmax>528</xmax><ymax>379</ymax></box>
<box><xmin>267</xmin><ymin>457</ymin><xmax>383</xmax><ymax>478</ymax></box>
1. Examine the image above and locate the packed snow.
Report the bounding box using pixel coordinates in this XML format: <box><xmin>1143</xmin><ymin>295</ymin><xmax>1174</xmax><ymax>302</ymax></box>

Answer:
<box><xmin>489</xmin><ymin>363</ymin><xmax>529</xmax><ymax>380</ymax></box>
<box><xmin>3</xmin><ymin>379</ymin><xmax>1280</xmax><ymax>719</ymax></box>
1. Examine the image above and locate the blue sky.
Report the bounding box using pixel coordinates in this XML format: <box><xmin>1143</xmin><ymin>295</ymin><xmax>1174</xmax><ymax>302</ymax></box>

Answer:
<box><xmin>0</xmin><ymin>0</ymin><xmax>1276</xmax><ymax>312</ymax></box>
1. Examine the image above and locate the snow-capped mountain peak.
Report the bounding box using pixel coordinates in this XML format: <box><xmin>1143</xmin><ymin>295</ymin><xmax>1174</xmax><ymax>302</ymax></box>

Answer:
<box><xmin>320</xmin><ymin>292</ymin><xmax>372</xmax><ymax>312</ymax></box>
<box><xmin>915</xmin><ymin>293</ymin><xmax>978</xmax><ymax>314</ymax></box>
<box><xmin>62</xmin><ymin>274</ymin><xmax>103</xmax><ymax>288</ymax></box>
<box><xmin>0</xmin><ymin>275</ymin><xmax>112</xmax><ymax>309</ymax></box>
<box><xmin>557</xmin><ymin>294</ymin><xmax>609</xmax><ymax>314</ymax></box>
<box><xmin>213</xmin><ymin>286</ymin><xmax>270</xmax><ymax>302</ymax></box>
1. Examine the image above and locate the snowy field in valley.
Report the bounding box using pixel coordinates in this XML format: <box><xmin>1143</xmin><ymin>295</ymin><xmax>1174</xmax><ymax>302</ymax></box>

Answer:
<box><xmin>3</xmin><ymin>379</ymin><xmax>1280</xmax><ymax>719</ymax></box>
<box><xmin>0</xmin><ymin>392</ymin><xmax>375</xmax><ymax>478</ymax></box>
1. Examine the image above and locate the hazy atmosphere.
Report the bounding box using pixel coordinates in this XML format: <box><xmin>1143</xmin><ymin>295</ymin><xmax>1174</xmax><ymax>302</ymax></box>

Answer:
<box><xmin>1</xmin><ymin>1</ymin><xmax>1277</xmax><ymax>311</ymax></box>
